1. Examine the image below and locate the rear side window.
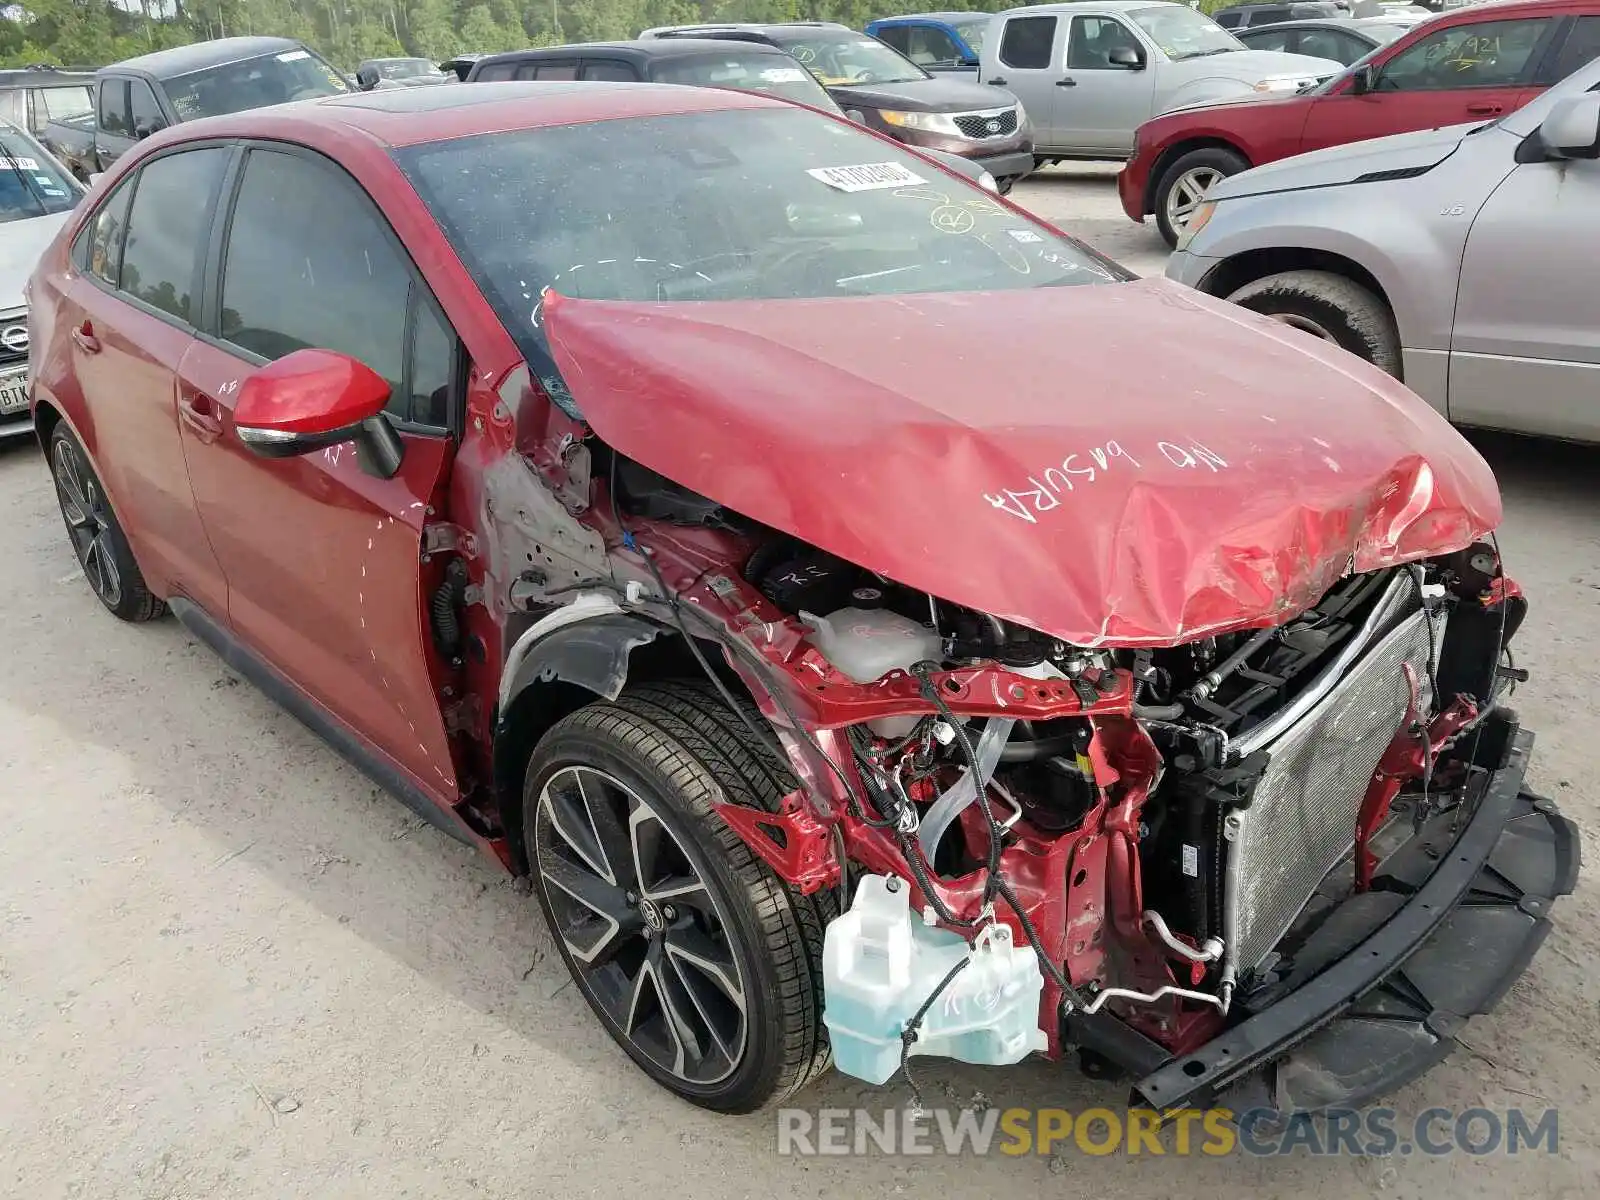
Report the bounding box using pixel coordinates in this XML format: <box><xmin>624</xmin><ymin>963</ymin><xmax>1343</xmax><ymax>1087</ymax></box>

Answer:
<box><xmin>581</xmin><ymin>61</ymin><xmax>639</xmax><ymax>81</ymax></box>
<box><xmin>1547</xmin><ymin>14</ymin><xmax>1600</xmax><ymax>83</ymax></box>
<box><xmin>999</xmin><ymin>16</ymin><xmax>1057</xmax><ymax>68</ymax></box>
<box><xmin>1378</xmin><ymin>18</ymin><xmax>1551</xmax><ymax>90</ymax></box>
<box><xmin>34</xmin><ymin>85</ymin><xmax>94</xmax><ymax>131</ymax></box>
<box><xmin>98</xmin><ymin>80</ymin><xmax>130</xmax><ymax>136</ymax></box>
<box><xmin>1242</xmin><ymin>26</ymin><xmax>1292</xmax><ymax>52</ymax></box>
<box><xmin>74</xmin><ymin>177</ymin><xmax>134</xmax><ymax>287</ymax></box>
<box><xmin>218</xmin><ymin>148</ymin><xmax>451</xmax><ymax>427</ymax></box>
<box><xmin>119</xmin><ymin>148</ymin><xmax>230</xmax><ymax>322</ymax></box>
<box><xmin>473</xmin><ymin>62</ymin><xmax>517</xmax><ymax>81</ymax></box>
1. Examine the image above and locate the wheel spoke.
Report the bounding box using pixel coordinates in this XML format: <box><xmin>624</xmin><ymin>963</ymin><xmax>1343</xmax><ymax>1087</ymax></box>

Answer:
<box><xmin>93</xmin><ymin>534</ymin><xmax>121</xmax><ymax>602</ymax></box>
<box><xmin>54</xmin><ymin>445</ymin><xmax>90</xmax><ymax>526</ymax></box>
<box><xmin>624</xmin><ymin>955</ymin><xmax>688</xmax><ymax>1077</ymax></box>
<box><xmin>541</xmin><ymin>769</ymin><xmax>620</xmax><ymax>885</ymax></box>
<box><xmin>539</xmin><ymin>853</ymin><xmax>641</xmax><ymax>965</ymax></box>
<box><xmin>630</xmin><ymin>802</ymin><xmax>707</xmax><ymax>907</ymax></box>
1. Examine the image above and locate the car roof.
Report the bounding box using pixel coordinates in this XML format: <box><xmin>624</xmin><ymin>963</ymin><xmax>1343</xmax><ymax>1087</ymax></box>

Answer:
<box><xmin>148</xmin><ymin>79</ymin><xmax>774</xmax><ymax>149</ymax></box>
<box><xmin>997</xmin><ymin>1</ymin><xmax>1186</xmax><ymax>14</ymax></box>
<box><xmin>872</xmin><ymin>11</ymin><xmax>994</xmax><ymax>21</ymax></box>
<box><xmin>475</xmin><ymin>38</ymin><xmax>797</xmax><ymax>65</ymax></box>
<box><xmin>642</xmin><ymin>22</ymin><xmax>855</xmax><ymax>37</ymax></box>
<box><xmin>108</xmin><ymin>36</ymin><xmax>309</xmax><ymax>79</ymax></box>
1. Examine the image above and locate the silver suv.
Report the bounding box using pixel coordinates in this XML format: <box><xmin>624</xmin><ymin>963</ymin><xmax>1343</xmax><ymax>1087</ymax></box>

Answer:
<box><xmin>1166</xmin><ymin>55</ymin><xmax>1600</xmax><ymax>443</ymax></box>
<box><xmin>981</xmin><ymin>1</ymin><xmax>1339</xmax><ymax>162</ymax></box>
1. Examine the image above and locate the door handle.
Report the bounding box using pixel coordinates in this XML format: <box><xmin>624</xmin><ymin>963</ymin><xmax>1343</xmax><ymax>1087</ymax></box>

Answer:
<box><xmin>1056</xmin><ymin>77</ymin><xmax>1077</xmax><ymax>87</ymax></box>
<box><xmin>71</xmin><ymin>321</ymin><xmax>100</xmax><ymax>354</ymax></box>
<box><xmin>179</xmin><ymin>391</ymin><xmax>224</xmax><ymax>442</ymax></box>
<box><xmin>987</xmin><ymin>77</ymin><xmax>1007</xmax><ymax>85</ymax></box>
<box><xmin>1466</xmin><ymin>102</ymin><xmax>1503</xmax><ymax>115</ymax></box>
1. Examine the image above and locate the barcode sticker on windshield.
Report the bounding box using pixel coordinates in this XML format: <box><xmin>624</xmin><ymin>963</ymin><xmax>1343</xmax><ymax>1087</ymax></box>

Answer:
<box><xmin>760</xmin><ymin>68</ymin><xmax>808</xmax><ymax>83</ymax></box>
<box><xmin>807</xmin><ymin>162</ymin><xmax>926</xmax><ymax>193</ymax></box>
<box><xmin>2</xmin><ymin>157</ymin><xmax>40</xmax><ymax>171</ymax></box>
<box><xmin>276</xmin><ymin>49</ymin><xmax>311</xmax><ymax>62</ymax></box>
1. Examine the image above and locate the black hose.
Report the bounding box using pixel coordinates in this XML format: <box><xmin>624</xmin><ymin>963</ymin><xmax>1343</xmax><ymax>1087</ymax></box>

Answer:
<box><xmin>998</xmin><ymin>732</ymin><xmax>1079</xmax><ymax>763</ymax></box>
<box><xmin>1133</xmin><ymin>701</ymin><xmax>1185</xmax><ymax>721</ymax></box>
<box><xmin>430</xmin><ymin>570</ymin><xmax>463</xmax><ymax>656</ymax></box>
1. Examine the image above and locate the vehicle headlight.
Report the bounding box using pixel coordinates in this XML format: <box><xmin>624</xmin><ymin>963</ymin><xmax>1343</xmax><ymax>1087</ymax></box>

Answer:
<box><xmin>1174</xmin><ymin>201</ymin><xmax>1216</xmax><ymax>252</ymax></box>
<box><xmin>1014</xmin><ymin>102</ymin><xmax>1029</xmax><ymax>128</ymax></box>
<box><xmin>880</xmin><ymin>109</ymin><xmax>962</xmax><ymax>136</ymax></box>
<box><xmin>978</xmin><ymin>170</ymin><xmax>999</xmax><ymax>193</ymax></box>
<box><xmin>1252</xmin><ymin>75</ymin><xmax>1310</xmax><ymax>93</ymax></box>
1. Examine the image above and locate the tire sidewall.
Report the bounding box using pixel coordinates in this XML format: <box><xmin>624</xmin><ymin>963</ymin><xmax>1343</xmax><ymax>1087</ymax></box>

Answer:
<box><xmin>1154</xmin><ymin>147</ymin><xmax>1246</xmax><ymax>248</ymax></box>
<box><xmin>523</xmin><ymin>719</ymin><xmax>795</xmax><ymax>1110</ymax></box>
<box><xmin>1237</xmin><ymin>290</ymin><xmax>1383</xmax><ymax>365</ymax></box>
<box><xmin>47</xmin><ymin>423</ymin><xmax>151</xmax><ymax>620</ymax></box>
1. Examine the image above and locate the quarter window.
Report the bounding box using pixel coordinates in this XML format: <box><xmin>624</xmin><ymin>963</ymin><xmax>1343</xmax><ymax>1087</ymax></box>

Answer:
<box><xmin>1377</xmin><ymin>18</ymin><xmax>1550</xmax><ymax>90</ymax></box>
<box><xmin>998</xmin><ymin>16</ymin><xmax>1057</xmax><ymax>69</ymax></box>
<box><xmin>75</xmin><ymin>177</ymin><xmax>134</xmax><ymax>287</ymax></box>
<box><xmin>218</xmin><ymin>148</ymin><xmax>453</xmax><ymax>428</ymax></box>
<box><xmin>119</xmin><ymin>148</ymin><xmax>230</xmax><ymax>322</ymax></box>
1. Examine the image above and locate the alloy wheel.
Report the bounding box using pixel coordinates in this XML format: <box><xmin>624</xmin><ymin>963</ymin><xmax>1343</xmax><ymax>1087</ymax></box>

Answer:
<box><xmin>534</xmin><ymin>764</ymin><xmax>748</xmax><ymax>1086</ymax></box>
<box><xmin>52</xmin><ymin>438</ymin><xmax>122</xmax><ymax>609</ymax></box>
<box><xmin>1165</xmin><ymin>165</ymin><xmax>1226</xmax><ymax>230</ymax></box>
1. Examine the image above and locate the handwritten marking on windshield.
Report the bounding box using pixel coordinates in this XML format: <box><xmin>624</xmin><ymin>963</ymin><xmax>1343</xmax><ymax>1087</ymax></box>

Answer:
<box><xmin>984</xmin><ymin>438</ymin><xmax>1228</xmax><ymax>524</ymax></box>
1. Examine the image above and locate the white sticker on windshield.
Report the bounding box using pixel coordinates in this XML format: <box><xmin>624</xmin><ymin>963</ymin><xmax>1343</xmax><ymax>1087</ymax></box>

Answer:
<box><xmin>807</xmin><ymin>161</ymin><xmax>926</xmax><ymax>193</ymax></box>
<box><xmin>1006</xmin><ymin>228</ymin><xmax>1044</xmax><ymax>244</ymax></box>
<box><xmin>760</xmin><ymin>67</ymin><xmax>808</xmax><ymax>83</ymax></box>
<box><xmin>276</xmin><ymin>48</ymin><xmax>311</xmax><ymax>62</ymax></box>
<box><xmin>2</xmin><ymin>157</ymin><xmax>40</xmax><ymax>171</ymax></box>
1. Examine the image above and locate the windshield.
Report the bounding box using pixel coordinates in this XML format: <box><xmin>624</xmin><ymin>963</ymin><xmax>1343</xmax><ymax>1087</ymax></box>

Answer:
<box><xmin>1128</xmin><ymin>6</ymin><xmax>1245</xmax><ymax>59</ymax></box>
<box><xmin>397</xmin><ymin>107</ymin><xmax>1117</xmax><ymax>412</ymax></box>
<box><xmin>165</xmin><ymin>47</ymin><xmax>352</xmax><ymax>120</ymax></box>
<box><xmin>950</xmin><ymin>16</ymin><xmax>991</xmax><ymax>55</ymax></box>
<box><xmin>375</xmin><ymin>58</ymin><xmax>441</xmax><ymax>80</ymax></box>
<box><xmin>781</xmin><ymin>33</ymin><xmax>929</xmax><ymax>85</ymax></box>
<box><xmin>0</xmin><ymin>131</ymin><xmax>81</xmax><ymax>220</ymax></box>
<box><xmin>653</xmin><ymin>54</ymin><xmax>840</xmax><ymax>109</ymax></box>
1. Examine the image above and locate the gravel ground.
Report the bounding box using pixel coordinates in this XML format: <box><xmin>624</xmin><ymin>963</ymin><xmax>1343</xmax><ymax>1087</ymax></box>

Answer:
<box><xmin>3</xmin><ymin>165</ymin><xmax>1597</xmax><ymax>1200</ymax></box>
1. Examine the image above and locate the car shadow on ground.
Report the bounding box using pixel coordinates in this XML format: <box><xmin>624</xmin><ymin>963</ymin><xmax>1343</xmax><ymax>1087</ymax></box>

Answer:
<box><xmin>2</xmin><ymin>422</ymin><xmax>1594</xmax><ymax>1192</ymax></box>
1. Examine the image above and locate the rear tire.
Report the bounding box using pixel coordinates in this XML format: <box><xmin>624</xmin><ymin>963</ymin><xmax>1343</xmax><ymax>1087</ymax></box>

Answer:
<box><xmin>1226</xmin><ymin>270</ymin><xmax>1402</xmax><ymax>377</ymax></box>
<box><xmin>523</xmin><ymin>681</ymin><xmax>833</xmax><ymax>1113</ymax></box>
<box><xmin>1154</xmin><ymin>146</ymin><xmax>1248</xmax><ymax>248</ymax></box>
<box><xmin>47</xmin><ymin>424</ymin><xmax>165</xmax><ymax>622</ymax></box>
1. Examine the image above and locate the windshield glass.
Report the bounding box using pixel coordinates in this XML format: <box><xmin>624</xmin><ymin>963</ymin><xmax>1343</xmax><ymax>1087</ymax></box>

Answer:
<box><xmin>951</xmin><ymin>16</ymin><xmax>991</xmax><ymax>55</ymax></box>
<box><xmin>781</xmin><ymin>33</ymin><xmax>929</xmax><ymax>85</ymax></box>
<box><xmin>653</xmin><ymin>53</ymin><xmax>840</xmax><ymax>108</ymax></box>
<box><xmin>0</xmin><ymin>130</ymin><xmax>81</xmax><ymax>220</ymax></box>
<box><xmin>165</xmin><ymin>47</ymin><xmax>352</xmax><ymax>120</ymax></box>
<box><xmin>1129</xmin><ymin>6</ymin><xmax>1245</xmax><ymax>59</ymax></box>
<box><xmin>375</xmin><ymin>58</ymin><xmax>441</xmax><ymax>79</ymax></box>
<box><xmin>397</xmin><ymin>107</ymin><xmax>1117</xmax><ymax>412</ymax></box>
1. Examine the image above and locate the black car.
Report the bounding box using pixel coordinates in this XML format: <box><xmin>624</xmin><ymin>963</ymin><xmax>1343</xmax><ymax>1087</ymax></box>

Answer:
<box><xmin>1213</xmin><ymin>1</ymin><xmax>1348</xmax><ymax>29</ymax></box>
<box><xmin>43</xmin><ymin>37</ymin><xmax>351</xmax><ymax>180</ymax></box>
<box><xmin>636</xmin><ymin>21</ymin><xmax>1033</xmax><ymax>190</ymax></box>
<box><xmin>464</xmin><ymin>39</ymin><xmax>1009</xmax><ymax>191</ymax></box>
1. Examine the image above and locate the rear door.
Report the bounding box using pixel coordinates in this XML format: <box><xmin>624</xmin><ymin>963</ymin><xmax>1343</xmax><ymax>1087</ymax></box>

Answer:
<box><xmin>176</xmin><ymin>143</ymin><xmax>459</xmax><ymax>798</ymax></box>
<box><xmin>1299</xmin><ymin>15</ymin><xmax>1557</xmax><ymax>153</ymax></box>
<box><xmin>54</xmin><ymin>146</ymin><xmax>231</xmax><ymax>615</ymax></box>
<box><xmin>988</xmin><ymin>13</ymin><xmax>1064</xmax><ymax>146</ymax></box>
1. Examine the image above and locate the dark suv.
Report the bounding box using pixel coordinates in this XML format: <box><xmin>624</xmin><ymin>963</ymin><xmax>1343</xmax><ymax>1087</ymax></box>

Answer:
<box><xmin>638</xmin><ymin>21</ymin><xmax>1033</xmax><ymax>189</ymax></box>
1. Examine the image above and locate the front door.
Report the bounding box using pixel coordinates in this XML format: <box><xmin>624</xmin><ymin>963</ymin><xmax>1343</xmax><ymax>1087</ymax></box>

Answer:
<box><xmin>61</xmin><ymin>146</ymin><xmax>231</xmax><ymax>615</ymax></box>
<box><xmin>93</xmin><ymin>78</ymin><xmax>135</xmax><ymax>170</ymax></box>
<box><xmin>176</xmin><ymin>144</ymin><xmax>461</xmax><ymax>798</ymax></box>
<box><xmin>1448</xmin><ymin>148</ymin><xmax>1600</xmax><ymax>441</ymax></box>
<box><xmin>1299</xmin><ymin>15</ymin><xmax>1556</xmax><ymax>154</ymax></box>
<box><xmin>1058</xmin><ymin>14</ymin><xmax>1157</xmax><ymax>156</ymax></box>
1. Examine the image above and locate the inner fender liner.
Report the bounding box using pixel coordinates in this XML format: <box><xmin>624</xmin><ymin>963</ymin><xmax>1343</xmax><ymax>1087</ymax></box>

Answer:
<box><xmin>501</xmin><ymin>613</ymin><xmax>665</xmax><ymax>707</ymax></box>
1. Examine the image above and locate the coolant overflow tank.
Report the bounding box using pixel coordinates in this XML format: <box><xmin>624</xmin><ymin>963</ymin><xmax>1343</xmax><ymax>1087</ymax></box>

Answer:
<box><xmin>822</xmin><ymin>874</ymin><xmax>1049</xmax><ymax>1085</ymax></box>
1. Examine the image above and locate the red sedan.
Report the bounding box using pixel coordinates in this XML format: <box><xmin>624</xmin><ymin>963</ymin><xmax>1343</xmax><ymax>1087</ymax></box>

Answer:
<box><xmin>1121</xmin><ymin>0</ymin><xmax>1600</xmax><ymax>245</ymax></box>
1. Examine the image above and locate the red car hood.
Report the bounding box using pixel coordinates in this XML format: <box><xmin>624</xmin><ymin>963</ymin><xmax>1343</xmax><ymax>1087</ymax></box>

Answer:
<box><xmin>543</xmin><ymin>280</ymin><xmax>1499</xmax><ymax>647</ymax></box>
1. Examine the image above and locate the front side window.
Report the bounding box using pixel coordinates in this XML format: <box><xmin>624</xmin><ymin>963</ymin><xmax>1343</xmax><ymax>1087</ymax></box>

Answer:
<box><xmin>473</xmin><ymin>62</ymin><xmax>517</xmax><ymax>82</ymax></box>
<box><xmin>1242</xmin><ymin>27</ymin><xmax>1292</xmax><ymax>53</ymax></box>
<box><xmin>75</xmin><ymin>176</ymin><xmax>132</xmax><ymax>286</ymax></box>
<box><xmin>129</xmin><ymin>80</ymin><xmax>165</xmax><ymax>137</ymax></box>
<box><xmin>651</xmin><ymin>54</ymin><xmax>836</xmax><ymax>107</ymax></box>
<box><xmin>119</xmin><ymin>147</ymin><xmax>230</xmax><ymax>321</ymax></box>
<box><xmin>1377</xmin><ymin>18</ymin><xmax>1551</xmax><ymax>90</ymax></box>
<box><xmin>219</xmin><ymin>148</ymin><xmax>448</xmax><ymax>427</ymax></box>
<box><xmin>1547</xmin><ymin>15</ymin><xmax>1600</xmax><ymax>83</ymax></box>
<box><xmin>874</xmin><ymin>26</ymin><xmax>912</xmax><ymax>55</ymax></box>
<box><xmin>397</xmin><ymin>107</ymin><xmax>1119</xmax><ymax>413</ymax></box>
<box><xmin>781</xmin><ymin>34</ymin><xmax>927</xmax><ymax>85</ymax></box>
<box><xmin>904</xmin><ymin>26</ymin><xmax>963</xmax><ymax>67</ymax></box>
<box><xmin>1127</xmin><ymin>6</ymin><xmax>1243</xmax><ymax>60</ymax></box>
<box><xmin>1068</xmin><ymin>17</ymin><xmax>1145</xmax><ymax>70</ymax></box>
<box><xmin>98</xmin><ymin>80</ymin><xmax>130</xmax><ymax>136</ymax></box>
<box><xmin>164</xmin><ymin>47</ymin><xmax>350</xmax><ymax>121</ymax></box>
<box><xmin>1297</xmin><ymin>29</ymin><xmax>1371</xmax><ymax>65</ymax></box>
<box><xmin>999</xmin><ymin>16</ymin><xmax>1057</xmax><ymax>69</ymax></box>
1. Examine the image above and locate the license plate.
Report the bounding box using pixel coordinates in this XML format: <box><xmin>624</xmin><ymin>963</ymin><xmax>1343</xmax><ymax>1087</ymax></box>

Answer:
<box><xmin>0</xmin><ymin>368</ymin><xmax>27</xmax><ymax>415</ymax></box>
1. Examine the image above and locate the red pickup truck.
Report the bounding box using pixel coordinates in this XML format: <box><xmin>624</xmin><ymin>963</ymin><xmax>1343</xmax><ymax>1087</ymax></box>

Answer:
<box><xmin>1120</xmin><ymin>0</ymin><xmax>1600</xmax><ymax>245</ymax></box>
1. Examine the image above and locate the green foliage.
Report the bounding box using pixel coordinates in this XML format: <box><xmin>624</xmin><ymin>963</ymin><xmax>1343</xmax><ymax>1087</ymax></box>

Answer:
<box><xmin>0</xmin><ymin>0</ymin><xmax>1219</xmax><ymax>70</ymax></box>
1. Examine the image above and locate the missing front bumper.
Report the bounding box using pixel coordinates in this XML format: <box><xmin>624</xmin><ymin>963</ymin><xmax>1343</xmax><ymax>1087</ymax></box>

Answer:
<box><xmin>1130</xmin><ymin>726</ymin><xmax>1578</xmax><ymax>1114</ymax></box>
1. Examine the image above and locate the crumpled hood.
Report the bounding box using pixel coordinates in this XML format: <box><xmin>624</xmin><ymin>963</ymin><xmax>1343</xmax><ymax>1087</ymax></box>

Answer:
<box><xmin>0</xmin><ymin>211</ymin><xmax>71</xmax><ymax>308</ymax></box>
<box><xmin>543</xmin><ymin>280</ymin><xmax>1499</xmax><ymax>647</ymax></box>
<box><xmin>1211</xmin><ymin>120</ymin><xmax>1476</xmax><ymax>200</ymax></box>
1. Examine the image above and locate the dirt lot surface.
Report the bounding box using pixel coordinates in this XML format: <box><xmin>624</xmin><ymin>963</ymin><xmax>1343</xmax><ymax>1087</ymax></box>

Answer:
<box><xmin>3</xmin><ymin>166</ymin><xmax>1597</xmax><ymax>1200</ymax></box>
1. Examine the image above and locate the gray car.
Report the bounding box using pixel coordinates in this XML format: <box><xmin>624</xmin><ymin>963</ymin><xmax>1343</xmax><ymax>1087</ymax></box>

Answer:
<box><xmin>1166</xmin><ymin>54</ymin><xmax>1600</xmax><ymax>443</ymax></box>
<box><xmin>981</xmin><ymin>1</ymin><xmax>1340</xmax><ymax>161</ymax></box>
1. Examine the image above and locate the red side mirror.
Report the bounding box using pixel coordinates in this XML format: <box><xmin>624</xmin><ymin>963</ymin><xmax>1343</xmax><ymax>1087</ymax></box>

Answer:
<box><xmin>235</xmin><ymin>348</ymin><xmax>404</xmax><ymax>477</ymax></box>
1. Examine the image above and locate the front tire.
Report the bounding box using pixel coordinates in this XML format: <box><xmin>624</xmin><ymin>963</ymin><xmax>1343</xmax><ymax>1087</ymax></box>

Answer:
<box><xmin>523</xmin><ymin>681</ymin><xmax>832</xmax><ymax>1112</ymax></box>
<box><xmin>1226</xmin><ymin>270</ymin><xmax>1402</xmax><ymax>377</ymax></box>
<box><xmin>48</xmin><ymin>424</ymin><xmax>165</xmax><ymax>622</ymax></box>
<box><xmin>1154</xmin><ymin>146</ymin><xmax>1248</xmax><ymax>248</ymax></box>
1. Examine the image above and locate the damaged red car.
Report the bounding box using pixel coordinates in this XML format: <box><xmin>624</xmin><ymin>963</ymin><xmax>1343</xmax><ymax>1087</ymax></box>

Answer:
<box><xmin>29</xmin><ymin>80</ymin><xmax>1577</xmax><ymax>1115</ymax></box>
